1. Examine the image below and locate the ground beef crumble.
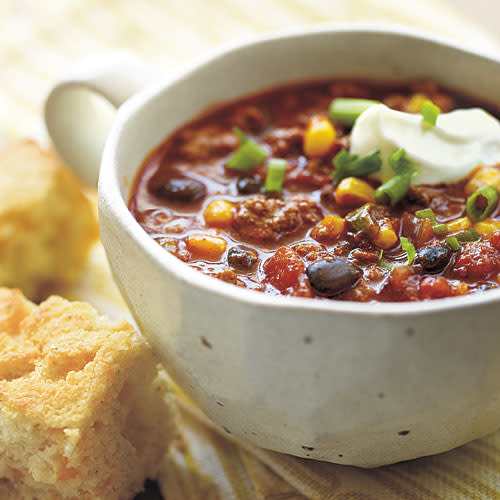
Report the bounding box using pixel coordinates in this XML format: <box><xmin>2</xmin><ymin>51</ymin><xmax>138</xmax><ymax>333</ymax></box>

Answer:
<box><xmin>232</xmin><ymin>195</ymin><xmax>323</xmax><ymax>242</ymax></box>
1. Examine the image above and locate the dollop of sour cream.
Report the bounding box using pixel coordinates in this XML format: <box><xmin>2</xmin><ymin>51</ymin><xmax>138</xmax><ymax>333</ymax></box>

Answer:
<box><xmin>350</xmin><ymin>104</ymin><xmax>500</xmax><ymax>185</ymax></box>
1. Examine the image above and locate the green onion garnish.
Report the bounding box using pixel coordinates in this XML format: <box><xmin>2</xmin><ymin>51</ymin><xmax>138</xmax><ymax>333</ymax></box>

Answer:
<box><xmin>375</xmin><ymin>175</ymin><xmax>413</xmax><ymax>206</ymax></box>
<box><xmin>415</xmin><ymin>208</ymin><xmax>437</xmax><ymax>223</ymax></box>
<box><xmin>377</xmin><ymin>249</ymin><xmax>396</xmax><ymax>271</ymax></box>
<box><xmin>226</xmin><ymin>127</ymin><xmax>268</xmax><ymax>171</ymax></box>
<box><xmin>375</xmin><ymin>148</ymin><xmax>420</xmax><ymax>206</ymax></box>
<box><xmin>400</xmin><ymin>237</ymin><xmax>415</xmax><ymax>265</ymax></box>
<box><xmin>414</xmin><ymin>208</ymin><xmax>448</xmax><ymax>236</ymax></box>
<box><xmin>389</xmin><ymin>147</ymin><xmax>417</xmax><ymax>176</ymax></box>
<box><xmin>345</xmin><ymin>203</ymin><xmax>379</xmax><ymax>239</ymax></box>
<box><xmin>445</xmin><ymin>229</ymin><xmax>480</xmax><ymax>250</ymax></box>
<box><xmin>445</xmin><ymin>236</ymin><xmax>461</xmax><ymax>251</ymax></box>
<box><xmin>421</xmin><ymin>99</ymin><xmax>440</xmax><ymax>127</ymax></box>
<box><xmin>233</xmin><ymin>126</ymin><xmax>247</xmax><ymax>144</ymax></box>
<box><xmin>465</xmin><ymin>184</ymin><xmax>499</xmax><ymax>222</ymax></box>
<box><xmin>264</xmin><ymin>158</ymin><xmax>287</xmax><ymax>192</ymax></box>
<box><xmin>432</xmin><ymin>223</ymin><xmax>449</xmax><ymax>236</ymax></box>
<box><xmin>455</xmin><ymin>228</ymin><xmax>480</xmax><ymax>243</ymax></box>
<box><xmin>332</xmin><ymin>149</ymin><xmax>382</xmax><ymax>183</ymax></box>
<box><xmin>328</xmin><ymin>98</ymin><xmax>380</xmax><ymax>127</ymax></box>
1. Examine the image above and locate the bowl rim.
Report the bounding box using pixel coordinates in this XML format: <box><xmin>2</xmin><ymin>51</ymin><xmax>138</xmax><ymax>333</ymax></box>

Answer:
<box><xmin>99</xmin><ymin>23</ymin><xmax>500</xmax><ymax>318</ymax></box>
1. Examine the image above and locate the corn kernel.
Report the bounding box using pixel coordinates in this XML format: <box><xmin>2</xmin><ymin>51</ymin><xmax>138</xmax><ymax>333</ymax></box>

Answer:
<box><xmin>447</xmin><ymin>216</ymin><xmax>472</xmax><ymax>233</ymax></box>
<box><xmin>186</xmin><ymin>234</ymin><xmax>227</xmax><ymax>260</ymax></box>
<box><xmin>373</xmin><ymin>223</ymin><xmax>398</xmax><ymax>249</ymax></box>
<box><xmin>311</xmin><ymin>215</ymin><xmax>346</xmax><ymax>244</ymax></box>
<box><xmin>452</xmin><ymin>281</ymin><xmax>469</xmax><ymax>296</ymax></box>
<box><xmin>474</xmin><ymin>218</ymin><xmax>500</xmax><ymax>236</ymax></box>
<box><xmin>465</xmin><ymin>166</ymin><xmax>500</xmax><ymax>196</ymax></box>
<box><xmin>407</xmin><ymin>93</ymin><xmax>427</xmax><ymax>113</ymax></box>
<box><xmin>335</xmin><ymin>177</ymin><xmax>375</xmax><ymax>208</ymax></box>
<box><xmin>203</xmin><ymin>199</ymin><xmax>235</xmax><ymax>228</ymax></box>
<box><xmin>303</xmin><ymin>116</ymin><xmax>336</xmax><ymax>157</ymax></box>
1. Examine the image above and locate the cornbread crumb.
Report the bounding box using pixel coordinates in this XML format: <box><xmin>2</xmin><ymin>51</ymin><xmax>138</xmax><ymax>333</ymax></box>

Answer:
<box><xmin>0</xmin><ymin>142</ymin><xmax>97</xmax><ymax>300</ymax></box>
<box><xmin>0</xmin><ymin>288</ymin><xmax>177</xmax><ymax>500</ymax></box>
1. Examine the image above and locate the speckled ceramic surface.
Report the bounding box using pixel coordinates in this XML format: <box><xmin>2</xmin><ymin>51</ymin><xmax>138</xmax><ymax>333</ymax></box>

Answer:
<box><xmin>46</xmin><ymin>27</ymin><xmax>500</xmax><ymax>467</ymax></box>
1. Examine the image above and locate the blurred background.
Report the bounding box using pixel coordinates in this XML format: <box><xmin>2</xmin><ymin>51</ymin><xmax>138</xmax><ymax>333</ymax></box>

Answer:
<box><xmin>0</xmin><ymin>0</ymin><xmax>496</xmax><ymax>149</ymax></box>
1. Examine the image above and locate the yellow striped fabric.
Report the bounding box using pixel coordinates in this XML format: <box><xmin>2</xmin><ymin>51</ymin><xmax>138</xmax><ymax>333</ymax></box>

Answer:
<box><xmin>176</xmin><ymin>397</ymin><xmax>500</xmax><ymax>500</ymax></box>
<box><xmin>2</xmin><ymin>1</ymin><xmax>500</xmax><ymax>499</ymax></box>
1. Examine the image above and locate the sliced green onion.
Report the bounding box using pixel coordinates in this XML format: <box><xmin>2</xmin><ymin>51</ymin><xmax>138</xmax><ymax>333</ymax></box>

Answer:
<box><xmin>389</xmin><ymin>147</ymin><xmax>416</xmax><ymax>176</ymax></box>
<box><xmin>345</xmin><ymin>203</ymin><xmax>379</xmax><ymax>239</ymax></box>
<box><xmin>445</xmin><ymin>236</ymin><xmax>461</xmax><ymax>251</ymax></box>
<box><xmin>375</xmin><ymin>149</ymin><xmax>420</xmax><ymax>206</ymax></box>
<box><xmin>415</xmin><ymin>208</ymin><xmax>437</xmax><ymax>224</ymax></box>
<box><xmin>328</xmin><ymin>98</ymin><xmax>380</xmax><ymax>127</ymax></box>
<box><xmin>226</xmin><ymin>127</ymin><xmax>268</xmax><ymax>171</ymax></box>
<box><xmin>421</xmin><ymin>99</ymin><xmax>440</xmax><ymax>127</ymax></box>
<box><xmin>332</xmin><ymin>149</ymin><xmax>382</xmax><ymax>183</ymax></box>
<box><xmin>233</xmin><ymin>126</ymin><xmax>247</xmax><ymax>144</ymax></box>
<box><xmin>379</xmin><ymin>260</ymin><xmax>396</xmax><ymax>271</ymax></box>
<box><xmin>465</xmin><ymin>184</ymin><xmax>499</xmax><ymax>222</ymax></box>
<box><xmin>445</xmin><ymin>236</ymin><xmax>461</xmax><ymax>250</ymax></box>
<box><xmin>455</xmin><ymin>228</ymin><xmax>480</xmax><ymax>243</ymax></box>
<box><xmin>445</xmin><ymin>229</ymin><xmax>480</xmax><ymax>250</ymax></box>
<box><xmin>432</xmin><ymin>223</ymin><xmax>449</xmax><ymax>236</ymax></box>
<box><xmin>264</xmin><ymin>158</ymin><xmax>287</xmax><ymax>192</ymax></box>
<box><xmin>375</xmin><ymin>174</ymin><xmax>413</xmax><ymax>206</ymax></box>
<box><xmin>400</xmin><ymin>237</ymin><xmax>416</xmax><ymax>266</ymax></box>
<box><xmin>377</xmin><ymin>249</ymin><xmax>396</xmax><ymax>271</ymax></box>
<box><xmin>414</xmin><ymin>208</ymin><xmax>448</xmax><ymax>236</ymax></box>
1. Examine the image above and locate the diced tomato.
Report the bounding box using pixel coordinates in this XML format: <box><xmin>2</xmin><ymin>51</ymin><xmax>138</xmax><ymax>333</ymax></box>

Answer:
<box><xmin>389</xmin><ymin>265</ymin><xmax>420</xmax><ymax>301</ymax></box>
<box><xmin>489</xmin><ymin>230</ymin><xmax>500</xmax><ymax>250</ymax></box>
<box><xmin>419</xmin><ymin>276</ymin><xmax>453</xmax><ymax>300</ymax></box>
<box><xmin>263</xmin><ymin>246</ymin><xmax>312</xmax><ymax>296</ymax></box>
<box><xmin>452</xmin><ymin>240</ymin><xmax>500</xmax><ymax>280</ymax></box>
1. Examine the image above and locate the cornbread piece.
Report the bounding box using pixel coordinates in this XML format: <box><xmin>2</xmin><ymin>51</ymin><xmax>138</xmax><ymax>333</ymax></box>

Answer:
<box><xmin>0</xmin><ymin>288</ymin><xmax>177</xmax><ymax>500</ymax></box>
<box><xmin>0</xmin><ymin>142</ymin><xmax>97</xmax><ymax>300</ymax></box>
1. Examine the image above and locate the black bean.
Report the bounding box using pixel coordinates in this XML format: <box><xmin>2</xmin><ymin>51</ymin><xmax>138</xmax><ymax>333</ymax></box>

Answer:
<box><xmin>306</xmin><ymin>258</ymin><xmax>361</xmax><ymax>297</ymax></box>
<box><xmin>236</xmin><ymin>176</ymin><xmax>262</xmax><ymax>195</ymax></box>
<box><xmin>415</xmin><ymin>245</ymin><xmax>452</xmax><ymax>273</ymax></box>
<box><xmin>153</xmin><ymin>177</ymin><xmax>206</xmax><ymax>203</ymax></box>
<box><xmin>227</xmin><ymin>245</ymin><xmax>259</xmax><ymax>271</ymax></box>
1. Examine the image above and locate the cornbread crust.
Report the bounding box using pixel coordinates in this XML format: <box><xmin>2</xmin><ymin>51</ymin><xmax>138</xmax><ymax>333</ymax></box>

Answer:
<box><xmin>0</xmin><ymin>288</ymin><xmax>177</xmax><ymax>500</ymax></box>
<box><xmin>0</xmin><ymin>142</ymin><xmax>97</xmax><ymax>300</ymax></box>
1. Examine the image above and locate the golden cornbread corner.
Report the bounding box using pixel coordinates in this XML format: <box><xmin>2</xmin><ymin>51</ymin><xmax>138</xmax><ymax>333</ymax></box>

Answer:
<box><xmin>0</xmin><ymin>141</ymin><xmax>98</xmax><ymax>300</ymax></box>
<box><xmin>0</xmin><ymin>288</ymin><xmax>178</xmax><ymax>500</ymax></box>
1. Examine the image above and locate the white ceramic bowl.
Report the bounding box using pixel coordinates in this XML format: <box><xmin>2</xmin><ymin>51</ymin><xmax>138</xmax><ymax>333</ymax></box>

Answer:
<box><xmin>46</xmin><ymin>26</ymin><xmax>500</xmax><ymax>467</ymax></box>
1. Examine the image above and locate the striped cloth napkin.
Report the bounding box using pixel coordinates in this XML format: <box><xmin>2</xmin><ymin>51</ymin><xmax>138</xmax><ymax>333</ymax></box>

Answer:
<box><xmin>2</xmin><ymin>1</ymin><xmax>500</xmax><ymax>498</ymax></box>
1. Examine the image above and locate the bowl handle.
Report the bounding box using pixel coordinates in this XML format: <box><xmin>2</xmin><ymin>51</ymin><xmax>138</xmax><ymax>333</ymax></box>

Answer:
<box><xmin>44</xmin><ymin>51</ymin><xmax>160</xmax><ymax>186</ymax></box>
